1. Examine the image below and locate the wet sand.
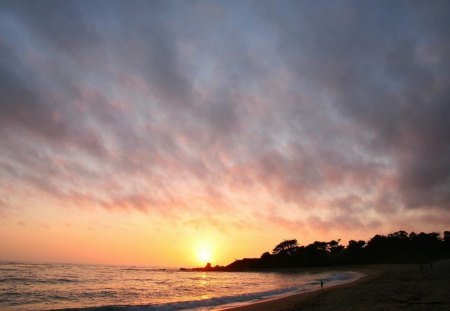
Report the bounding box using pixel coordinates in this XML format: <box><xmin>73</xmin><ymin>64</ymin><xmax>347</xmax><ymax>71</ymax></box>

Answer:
<box><xmin>221</xmin><ymin>259</ymin><xmax>450</xmax><ymax>311</ymax></box>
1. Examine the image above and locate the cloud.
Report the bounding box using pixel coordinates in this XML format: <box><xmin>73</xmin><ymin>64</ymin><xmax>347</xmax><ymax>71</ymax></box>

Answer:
<box><xmin>0</xmin><ymin>1</ymin><xmax>449</xmax><ymax>235</ymax></box>
<box><xmin>265</xmin><ymin>0</ymin><xmax>450</xmax><ymax>211</ymax></box>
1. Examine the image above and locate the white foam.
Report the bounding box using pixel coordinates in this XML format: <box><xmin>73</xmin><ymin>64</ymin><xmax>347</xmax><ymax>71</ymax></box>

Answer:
<box><xmin>57</xmin><ymin>271</ymin><xmax>364</xmax><ymax>311</ymax></box>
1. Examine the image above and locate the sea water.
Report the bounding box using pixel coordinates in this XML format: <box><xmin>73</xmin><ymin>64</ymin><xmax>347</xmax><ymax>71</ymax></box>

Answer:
<box><xmin>0</xmin><ymin>262</ymin><xmax>364</xmax><ymax>311</ymax></box>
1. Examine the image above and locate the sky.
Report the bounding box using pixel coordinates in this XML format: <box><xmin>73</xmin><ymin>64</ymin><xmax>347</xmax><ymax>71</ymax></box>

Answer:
<box><xmin>1</xmin><ymin>0</ymin><xmax>450</xmax><ymax>267</ymax></box>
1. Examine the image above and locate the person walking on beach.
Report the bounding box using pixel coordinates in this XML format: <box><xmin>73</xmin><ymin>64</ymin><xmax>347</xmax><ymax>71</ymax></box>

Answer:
<box><xmin>320</xmin><ymin>279</ymin><xmax>323</xmax><ymax>289</ymax></box>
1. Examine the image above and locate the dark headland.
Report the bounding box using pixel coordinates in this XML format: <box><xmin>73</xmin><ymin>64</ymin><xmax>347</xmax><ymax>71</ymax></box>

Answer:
<box><xmin>181</xmin><ymin>230</ymin><xmax>450</xmax><ymax>271</ymax></box>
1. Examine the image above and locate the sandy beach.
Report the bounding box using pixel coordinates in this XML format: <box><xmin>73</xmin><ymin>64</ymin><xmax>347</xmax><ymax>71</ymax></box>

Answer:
<box><xmin>222</xmin><ymin>259</ymin><xmax>450</xmax><ymax>311</ymax></box>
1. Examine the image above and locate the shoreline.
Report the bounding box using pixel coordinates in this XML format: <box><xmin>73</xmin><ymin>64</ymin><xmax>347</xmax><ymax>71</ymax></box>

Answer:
<box><xmin>217</xmin><ymin>260</ymin><xmax>450</xmax><ymax>311</ymax></box>
<box><xmin>216</xmin><ymin>267</ymin><xmax>379</xmax><ymax>311</ymax></box>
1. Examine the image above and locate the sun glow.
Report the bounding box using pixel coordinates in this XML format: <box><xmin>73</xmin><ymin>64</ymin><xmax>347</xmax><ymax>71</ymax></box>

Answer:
<box><xmin>197</xmin><ymin>246</ymin><xmax>212</xmax><ymax>264</ymax></box>
<box><xmin>197</xmin><ymin>244</ymin><xmax>213</xmax><ymax>265</ymax></box>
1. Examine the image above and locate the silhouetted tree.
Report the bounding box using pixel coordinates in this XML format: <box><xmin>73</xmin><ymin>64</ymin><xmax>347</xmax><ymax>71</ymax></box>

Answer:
<box><xmin>444</xmin><ymin>231</ymin><xmax>450</xmax><ymax>257</ymax></box>
<box><xmin>444</xmin><ymin>231</ymin><xmax>450</xmax><ymax>243</ymax></box>
<box><xmin>272</xmin><ymin>239</ymin><xmax>298</xmax><ymax>254</ymax></box>
<box><xmin>328</xmin><ymin>240</ymin><xmax>344</xmax><ymax>264</ymax></box>
<box><xmin>224</xmin><ymin>230</ymin><xmax>450</xmax><ymax>271</ymax></box>
<box><xmin>389</xmin><ymin>230</ymin><xmax>408</xmax><ymax>239</ymax></box>
<box><xmin>261</xmin><ymin>252</ymin><xmax>271</xmax><ymax>259</ymax></box>
<box><xmin>345</xmin><ymin>240</ymin><xmax>366</xmax><ymax>263</ymax></box>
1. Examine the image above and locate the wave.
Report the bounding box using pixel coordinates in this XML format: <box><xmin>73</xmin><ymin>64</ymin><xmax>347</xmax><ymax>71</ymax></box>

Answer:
<box><xmin>304</xmin><ymin>271</ymin><xmax>362</xmax><ymax>286</ymax></box>
<box><xmin>50</xmin><ymin>286</ymin><xmax>302</xmax><ymax>311</ymax></box>
<box><xmin>325</xmin><ymin>271</ymin><xmax>360</xmax><ymax>282</ymax></box>
<box><xmin>0</xmin><ymin>277</ymin><xmax>76</xmax><ymax>284</ymax></box>
<box><xmin>8</xmin><ymin>269</ymin><xmax>363</xmax><ymax>311</ymax></box>
<box><xmin>121</xmin><ymin>268</ymin><xmax>167</xmax><ymax>272</ymax></box>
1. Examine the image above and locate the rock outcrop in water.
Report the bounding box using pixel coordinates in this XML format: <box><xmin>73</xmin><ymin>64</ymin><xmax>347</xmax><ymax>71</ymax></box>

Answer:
<box><xmin>181</xmin><ymin>262</ymin><xmax>226</xmax><ymax>271</ymax></box>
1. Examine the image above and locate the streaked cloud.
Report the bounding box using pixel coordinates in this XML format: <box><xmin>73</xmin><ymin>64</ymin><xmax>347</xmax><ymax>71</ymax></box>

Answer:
<box><xmin>1</xmin><ymin>0</ymin><xmax>449</xmax><ymax>250</ymax></box>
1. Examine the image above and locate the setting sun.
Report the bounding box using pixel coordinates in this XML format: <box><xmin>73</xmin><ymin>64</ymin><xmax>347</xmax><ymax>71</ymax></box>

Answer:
<box><xmin>197</xmin><ymin>246</ymin><xmax>212</xmax><ymax>265</ymax></box>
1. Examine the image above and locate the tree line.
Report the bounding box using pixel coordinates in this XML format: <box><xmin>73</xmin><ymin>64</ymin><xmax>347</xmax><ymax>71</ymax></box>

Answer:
<box><xmin>225</xmin><ymin>230</ymin><xmax>450</xmax><ymax>270</ymax></box>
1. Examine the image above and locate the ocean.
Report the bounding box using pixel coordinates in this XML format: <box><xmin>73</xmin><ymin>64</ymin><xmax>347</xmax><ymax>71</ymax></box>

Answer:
<box><xmin>0</xmin><ymin>262</ymin><xmax>363</xmax><ymax>311</ymax></box>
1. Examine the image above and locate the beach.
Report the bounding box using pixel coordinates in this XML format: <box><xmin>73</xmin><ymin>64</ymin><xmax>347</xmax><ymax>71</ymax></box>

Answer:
<box><xmin>222</xmin><ymin>259</ymin><xmax>450</xmax><ymax>311</ymax></box>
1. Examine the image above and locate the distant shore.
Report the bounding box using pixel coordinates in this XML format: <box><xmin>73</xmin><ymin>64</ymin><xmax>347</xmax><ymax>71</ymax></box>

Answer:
<box><xmin>219</xmin><ymin>259</ymin><xmax>450</xmax><ymax>311</ymax></box>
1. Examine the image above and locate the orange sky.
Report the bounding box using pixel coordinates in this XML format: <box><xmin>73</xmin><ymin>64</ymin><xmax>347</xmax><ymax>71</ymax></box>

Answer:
<box><xmin>1</xmin><ymin>1</ymin><xmax>450</xmax><ymax>267</ymax></box>
<box><xmin>0</xmin><ymin>198</ymin><xmax>445</xmax><ymax>267</ymax></box>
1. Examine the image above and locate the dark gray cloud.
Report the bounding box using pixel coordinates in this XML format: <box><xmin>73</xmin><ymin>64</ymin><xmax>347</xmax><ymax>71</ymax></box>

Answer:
<box><xmin>265</xmin><ymin>0</ymin><xmax>450</xmax><ymax>210</ymax></box>
<box><xmin>0</xmin><ymin>0</ymin><xmax>449</xmax><ymax>233</ymax></box>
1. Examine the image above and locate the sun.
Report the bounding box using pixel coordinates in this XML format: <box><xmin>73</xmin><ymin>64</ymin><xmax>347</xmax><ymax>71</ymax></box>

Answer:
<box><xmin>197</xmin><ymin>246</ymin><xmax>212</xmax><ymax>265</ymax></box>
